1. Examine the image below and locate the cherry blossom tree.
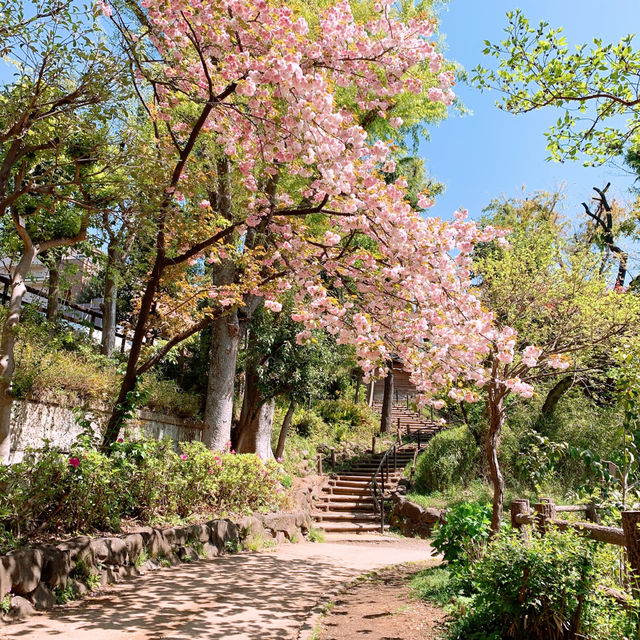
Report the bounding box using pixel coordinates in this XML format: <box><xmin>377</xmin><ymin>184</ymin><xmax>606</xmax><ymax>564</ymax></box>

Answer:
<box><xmin>101</xmin><ymin>0</ymin><xmax>501</xmax><ymax>450</ymax></box>
<box><xmin>464</xmin><ymin>194</ymin><xmax>640</xmax><ymax>535</ymax></box>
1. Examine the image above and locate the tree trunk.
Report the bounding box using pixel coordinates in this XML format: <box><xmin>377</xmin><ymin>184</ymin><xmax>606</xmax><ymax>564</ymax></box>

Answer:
<box><xmin>486</xmin><ymin>386</ymin><xmax>506</xmax><ymax>537</ymax></box>
<box><xmin>0</xmin><ymin>246</ymin><xmax>38</xmax><ymax>462</ymax></box>
<box><xmin>354</xmin><ymin>373</ymin><xmax>361</xmax><ymax>403</ymax></box>
<box><xmin>540</xmin><ymin>377</ymin><xmax>573</xmax><ymax>418</ymax></box>
<box><xmin>367</xmin><ymin>380</ymin><xmax>375</xmax><ymax>406</ymax></box>
<box><xmin>45</xmin><ymin>255</ymin><xmax>61</xmax><ymax>322</ymax></box>
<box><xmin>380</xmin><ymin>364</ymin><xmax>394</xmax><ymax>433</ymax></box>
<box><xmin>248</xmin><ymin>399</ymin><xmax>275</xmax><ymax>459</ymax></box>
<box><xmin>101</xmin><ymin>243</ymin><xmax>119</xmax><ymax>357</ymax></box>
<box><xmin>236</xmin><ymin>395</ymin><xmax>275</xmax><ymax>458</ymax></box>
<box><xmin>102</xmin><ymin>256</ymin><xmax>164</xmax><ymax>450</ymax></box>
<box><xmin>202</xmin><ymin>310</ymin><xmax>240</xmax><ymax>451</ymax></box>
<box><xmin>235</xmin><ymin>338</ymin><xmax>275</xmax><ymax>457</ymax></box>
<box><xmin>275</xmin><ymin>399</ymin><xmax>296</xmax><ymax>460</ymax></box>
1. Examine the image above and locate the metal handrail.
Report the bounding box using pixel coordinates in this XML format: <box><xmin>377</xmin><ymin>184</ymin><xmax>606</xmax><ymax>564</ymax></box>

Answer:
<box><xmin>369</xmin><ymin>421</ymin><xmax>441</xmax><ymax>533</ymax></box>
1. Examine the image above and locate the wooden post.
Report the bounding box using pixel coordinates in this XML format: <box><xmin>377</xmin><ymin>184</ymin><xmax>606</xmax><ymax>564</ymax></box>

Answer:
<box><xmin>534</xmin><ymin>500</ymin><xmax>556</xmax><ymax>535</ymax></box>
<box><xmin>510</xmin><ymin>499</ymin><xmax>530</xmax><ymax>530</ymax></box>
<box><xmin>330</xmin><ymin>448</ymin><xmax>336</xmax><ymax>468</ymax></box>
<box><xmin>371</xmin><ymin>436</ymin><xmax>376</xmax><ymax>455</ymax></box>
<box><xmin>585</xmin><ymin>501</ymin><xmax>601</xmax><ymax>524</ymax></box>
<box><xmin>510</xmin><ymin>499</ymin><xmax>531</xmax><ymax>543</ymax></box>
<box><xmin>622</xmin><ymin>511</ymin><xmax>640</xmax><ymax>591</ymax></box>
<box><xmin>367</xmin><ymin>380</ymin><xmax>375</xmax><ymax>407</ymax></box>
<box><xmin>393</xmin><ymin>445</ymin><xmax>397</xmax><ymax>471</ymax></box>
<box><xmin>406</xmin><ymin>395</ymin><xmax>409</xmax><ymax>409</ymax></box>
<box><xmin>316</xmin><ymin>454</ymin><xmax>323</xmax><ymax>476</ymax></box>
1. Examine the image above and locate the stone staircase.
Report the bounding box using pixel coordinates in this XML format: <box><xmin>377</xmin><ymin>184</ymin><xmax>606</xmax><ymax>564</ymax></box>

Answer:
<box><xmin>312</xmin><ymin>404</ymin><xmax>441</xmax><ymax>534</ymax></box>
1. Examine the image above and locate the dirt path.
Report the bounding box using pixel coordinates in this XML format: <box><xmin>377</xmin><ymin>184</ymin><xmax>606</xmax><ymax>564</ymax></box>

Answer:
<box><xmin>317</xmin><ymin>564</ymin><xmax>448</xmax><ymax>640</ymax></box>
<box><xmin>0</xmin><ymin>535</ymin><xmax>438</xmax><ymax>640</ymax></box>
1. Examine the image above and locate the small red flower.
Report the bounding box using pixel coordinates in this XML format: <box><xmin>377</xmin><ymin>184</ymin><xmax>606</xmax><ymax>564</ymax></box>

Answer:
<box><xmin>68</xmin><ymin>457</ymin><xmax>80</xmax><ymax>468</ymax></box>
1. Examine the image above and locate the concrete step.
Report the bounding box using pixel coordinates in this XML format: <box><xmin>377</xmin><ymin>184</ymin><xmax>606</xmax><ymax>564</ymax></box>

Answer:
<box><xmin>316</xmin><ymin>492</ymin><xmax>373</xmax><ymax>505</ymax></box>
<box><xmin>328</xmin><ymin>480</ymin><xmax>372</xmax><ymax>489</ymax></box>
<box><xmin>315</xmin><ymin>521</ymin><xmax>387</xmax><ymax>533</ymax></box>
<box><xmin>312</xmin><ymin>511</ymin><xmax>379</xmax><ymax>521</ymax></box>
<box><xmin>323</xmin><ymin>486</ymin><xmax>373</xmax><ymax>496</ymax></box>
<box><xmin>314</xmin><ymin>501</ymin><xmax>375</xmax><ymax>511</ymax></box>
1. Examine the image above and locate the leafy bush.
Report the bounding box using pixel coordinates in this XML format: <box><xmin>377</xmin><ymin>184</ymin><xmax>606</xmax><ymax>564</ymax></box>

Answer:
<box><xmin>450</xmin><ymin>528</ymin><xmax>638</xmax><ymax>640</ymax></box>
<box><xmin>0</xmin><ymin>436</ymin><xmax>286</xmax><ymax>549</ymax></box>
<box><xmin>414</xmin><ymin>426</ymin><xmax>480</xmax><ymax>493</ymax></box>
<box><xmin>316</xmin><ymin>399</ymin><xmax>375</xmax><ymax>432</ymax></box>
<box><xmin>4</xmin><ymin>307</ymin><xmax>201</xmax><ymax>417</ymax></box>
<box><xmin>432</xmin><ymin>501</ymin><xmax>492</xmax><ymax>569</ymax></box>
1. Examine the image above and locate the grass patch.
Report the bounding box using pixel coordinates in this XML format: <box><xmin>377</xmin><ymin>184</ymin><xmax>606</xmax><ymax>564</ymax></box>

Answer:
<box><xmin>406</xmin><ymin>478</ymin><xmax>577</xmax><ymax>512</ymax></box>
<box><xmin>410</xmin><ymin>566</ymin><xmax>456</xmax><ymax>607</ymax></box>
<box><xmin>308</xmin><ymin>527</ymin><xmax>325</xmax><ymax>543</ymax></box>
<box><xmin>134</xmin><ymin>548</ymin><xmax>149</xmax><ymax>568</ymax></box>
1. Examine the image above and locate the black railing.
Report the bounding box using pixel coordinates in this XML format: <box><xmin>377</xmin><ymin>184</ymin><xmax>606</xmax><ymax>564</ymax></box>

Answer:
<box><xmin>369</xmin><ymin>422</ymin><xmax>441</xmax><ymax>534</ymax></box>
<box><xmin>0</xmin><ymin>274</ymin><xmax>131</xmax><ymax>349</ymax></box>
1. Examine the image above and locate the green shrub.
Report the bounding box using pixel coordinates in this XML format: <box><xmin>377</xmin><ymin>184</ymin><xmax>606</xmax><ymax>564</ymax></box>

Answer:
<box><xmin>449</xmin><ymin>528</ymin><xmax>638</xmax><ymax>640</ymax></box>
<box><xmin>292</xmin><ymin>409</ymin><xmax>326</xmax><ymax>438</ymax></box>
<box><xmin>316</xmin><ymin>399</ymin><xmax>375</xmax><ymax>431</ymax></box>
<box><xmin>0</xmin><ymin>436</ymin><xmax>286</xmax><ymax>550</ymax></box>
<box><xmin>432</xmin><ymin>501</ymin><xmax>492</xmax><ymax>570</ymax></box>
<box><xmin>414</xmin><ymin>426</ymin><xmax>479</xmax><ymax>493</ymax></box>
<box><xmin>2</xmin><ymin>307</ymin><xmax>200</xmax><ymax>417</ymax></box>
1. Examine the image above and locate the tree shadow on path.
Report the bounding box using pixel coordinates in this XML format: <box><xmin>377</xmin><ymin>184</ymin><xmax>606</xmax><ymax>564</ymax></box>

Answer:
<box><xmin>1</xmin><ymin>540</ymin><xmax>433</xmax><ymax>640</ymax></box>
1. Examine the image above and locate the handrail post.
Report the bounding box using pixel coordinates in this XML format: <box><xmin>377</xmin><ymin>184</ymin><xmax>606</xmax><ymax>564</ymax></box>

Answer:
<box><xmin>393</xmin><ymin>445</ymin><xmax>397</xmax><ymax>471</ymax></box>
<box><xmin>622</xmin><ymin>511</ymin><xmax>640</xmax><ymax>592</ymax></box>
<box><xmin>534</xmin><ymin>500</ymin><xmax>556</xmax><ymax>536</ymax></box>
<box><xmin>510</xmin><ymin>499</ymin><xmax>530</xmax><ymax>543</ymax></box>
<box><xmin>417</xmin><ymin>431</ymin><xmax>421</xmax><ymax>450</ymax></box>
<box><xmin>316</xmin><ymin>454</ymin><xmax>323</xmax><ymax>476</ymax></box>
<box><xmin>371</xmin><ymin>436</ymin><xmax>376</xmax><ymax>455</ymax></box>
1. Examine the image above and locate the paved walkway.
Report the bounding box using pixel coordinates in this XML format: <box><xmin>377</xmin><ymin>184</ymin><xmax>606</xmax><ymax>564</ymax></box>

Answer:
<box><xmin>0</xmin><ymin>535</ymin><xmax>436</xmax><ymax>640</ymax></box>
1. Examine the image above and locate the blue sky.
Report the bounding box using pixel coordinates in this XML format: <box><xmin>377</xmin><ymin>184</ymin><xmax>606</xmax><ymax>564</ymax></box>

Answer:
<box><xmin>423</xmin><ymin>1</ymin><xmax>640</xmax><ymax>224</ymax></box>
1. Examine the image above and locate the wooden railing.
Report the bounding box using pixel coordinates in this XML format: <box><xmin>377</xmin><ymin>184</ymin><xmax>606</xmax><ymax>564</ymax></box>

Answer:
<box><xmin>510</xmin><ymin>498</ymin><xmax>640</xmax><ymax>583</ymax></box>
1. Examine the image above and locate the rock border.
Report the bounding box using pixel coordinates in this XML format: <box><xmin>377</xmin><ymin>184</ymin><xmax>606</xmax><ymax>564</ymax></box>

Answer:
<box><xmin>389</xmin><ymin>494</ymin><xmax>445</xmax><ymax>537</ymax></box>
<box><xmin>0</xmin><ymin>510</ymin><xmax>311</xmax><ymax>622</ymax></box>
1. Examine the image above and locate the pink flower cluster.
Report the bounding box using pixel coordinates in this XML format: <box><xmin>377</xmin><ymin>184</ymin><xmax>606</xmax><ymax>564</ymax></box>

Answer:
<box><xmin>135</xmin><ymin>0</ymin><xmax>559</xmax><ymax>403</ymax></box>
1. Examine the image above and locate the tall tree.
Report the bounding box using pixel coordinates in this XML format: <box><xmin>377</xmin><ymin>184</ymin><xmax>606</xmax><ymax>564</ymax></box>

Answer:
<box><xmin>466</xmin><ymin>193</ymin><xmax>640</xmax><ymax>535</ymax></box>
<box><xmin>100</xmin><ymin>0</ymin><xmax>501</xmax><ymax>453</ymax></box>
<box><xmin>474</xmin><ymin>9</ymin><xmax>640</xmax><ymax>165</ymax></box>
<box><xmin>0</xmin><ymin>1</ymin><xmax>122</xmax><ymax>460</ymax></box>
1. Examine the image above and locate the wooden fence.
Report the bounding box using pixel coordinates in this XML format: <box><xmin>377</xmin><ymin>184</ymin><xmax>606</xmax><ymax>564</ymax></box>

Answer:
<box><xmin>0</xmin><ymin>273</ymin><xmax>132</xmax><ymax>351</ymax></box>
<box><xmin>510</xmin><ymin>498</ymin><xmax>640</xmax><ymax>588</ymax></box>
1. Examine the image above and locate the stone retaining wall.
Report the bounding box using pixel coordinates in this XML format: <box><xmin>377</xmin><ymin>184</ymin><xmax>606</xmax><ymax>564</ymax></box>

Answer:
<box><xmin>0</xmin><ymin>510</ymin><xmax>311</xmax><ymax>622</ymax></box>
<box><xmin>9</xmin><ymin>398</ymin><xmax>203</xmax><ymax>462</ymax></box>
<box><xmin>389</xmin><ymin>494</ymin><xmax>445</xmax><ymax>537</ymax></box>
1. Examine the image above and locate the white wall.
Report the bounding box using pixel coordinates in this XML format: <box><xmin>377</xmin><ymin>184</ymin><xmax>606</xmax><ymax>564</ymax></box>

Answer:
<box><xmin>9</xmin><ymin>399</ymin><xmax>203</xmax><ymax>462</ymax></box>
